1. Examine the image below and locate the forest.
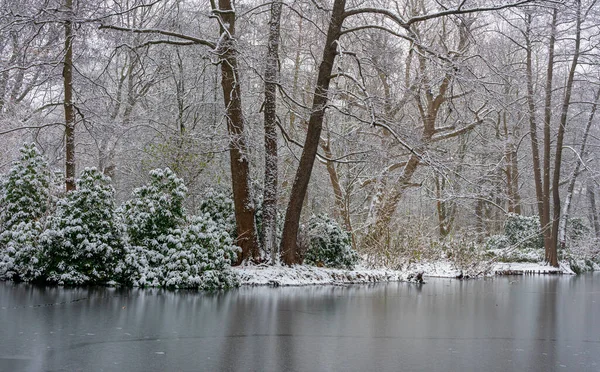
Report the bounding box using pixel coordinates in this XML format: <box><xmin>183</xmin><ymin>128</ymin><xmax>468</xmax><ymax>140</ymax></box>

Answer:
<box><xmin>1</xmin><ymin>0</ymin><xmax>599</xmax><ymax>287</ymax></box>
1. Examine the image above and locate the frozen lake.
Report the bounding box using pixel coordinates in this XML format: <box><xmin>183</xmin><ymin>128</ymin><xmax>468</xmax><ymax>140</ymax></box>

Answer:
<box><xmin>1</xmin><ymin>273</ymin><xmax>599</xmax><ymax>371</ymax></box>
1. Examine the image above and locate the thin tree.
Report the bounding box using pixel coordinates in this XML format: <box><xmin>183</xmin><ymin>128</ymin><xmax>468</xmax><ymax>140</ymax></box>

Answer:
<box><xmin>63</xmin><ymin>0</ymin><xmax>76</xmax><ymax>192</ymax></box>
<box><xmin>263</xmin><ymin>0</ymin><xmax>283</xmax><ymax>264</ymax></box>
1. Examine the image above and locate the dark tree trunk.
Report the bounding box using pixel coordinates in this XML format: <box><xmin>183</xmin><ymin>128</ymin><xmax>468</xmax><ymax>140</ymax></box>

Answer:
<box><xmin>280</xmin><ymin>0</ymin><xmax>346</xmax><ymax>265</ymax></box>
<box><xmin>541</xmin><ymin>9</ymin><xmax>557</xmax><ymax>264</ymax></box>
<box><xmin>550</xmin><ymin>0</ymin><xmax>581</xmax><ymax>266</ymax></box>
<box><xmin>263</xmin><ymin>0</ymin><xmax>282</xmax><ymax>264</ymax></box>
<box><xmin>63</xmin><ymin>0</ymin><xmax>76</xmax><ymax>192</ymax></box>
<box><xmin>525</xmin><ymin>14</ymin><xmax>545</xmax><ymax>242</ymax></box>
<box><xmin>216</xmin><ymin>0</ymin><xmax>259</xmax><ymax>263</ymax></box>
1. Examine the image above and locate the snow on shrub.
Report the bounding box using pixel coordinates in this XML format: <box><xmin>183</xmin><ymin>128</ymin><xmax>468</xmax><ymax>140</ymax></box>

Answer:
<box><xmin>304</xmin><ymin>213</ymin><xmax>358</xmax><ymax>269</ymax></box>
<box><xmin>198</xmin><ymin>189</ymin><xmax>236</xmax><ymax>235</ymax></box>
<box><xmin>164</xmin><ymin>214</ymin><xmax>240</xmax><ymax>290</ymax></box>
<box><xmin>120</xmin><ymin>171</ymin><xmax>240</xmax><ymax>288</ymax></box>
<box><xmin>484</xmin><ymin>213</ymin><xmax>545</xmax><ymax>263</ymax></box>
<box><xmin>119</xmin><ymin>168</ymin><xmax>187</xmax><ymax>286</ymax></box>
<box><xmin>40</xmin><ymin>168</ymin><xmax>123</xmax><ymax>284</ymax></box>
<box><xmin>484</xmin><ymin>234</ymin><xmax>510</xmax><ymax>251</ymax></box>
<box><xmin>503</xmin><ymin>213</ymin><xmax>543</xmax><ymax>249</ymax></box>
<box><xmin>566</xmin><ymin>217</ymin><xmax>589</xmax><ymax>243</ymax></box>
<box><xmin>0</xmin><ymin>144</ymin><xmax>50</xmax><ymax>280</ymax></box>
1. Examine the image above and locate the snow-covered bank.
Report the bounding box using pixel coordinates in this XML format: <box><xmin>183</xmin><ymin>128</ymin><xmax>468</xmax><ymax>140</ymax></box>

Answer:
<box><xmin>410</xmin><ymin>260</ymin><xmax>581</xmax><ymax>278</ymax></box>
<box><xmin>234</xmin><ymin>265</ymin><xmax>416</xmax><ymax>286</ymax></box>
<box><xmin>492</xmin><ymin>261</ymin><xmax>576</xmax><ymax>275</ymax></box>
<box><xmin>235</xmin><ymin>260</ymin><xmax>594</xmax><ymax>287</ymax></box>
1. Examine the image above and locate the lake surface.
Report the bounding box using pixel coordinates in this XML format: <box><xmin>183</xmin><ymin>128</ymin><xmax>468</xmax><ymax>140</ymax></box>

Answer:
<box><xmin>1</xmin><ymin>273</ymin><xmax>599</xmax><ymax>372</ymax></box>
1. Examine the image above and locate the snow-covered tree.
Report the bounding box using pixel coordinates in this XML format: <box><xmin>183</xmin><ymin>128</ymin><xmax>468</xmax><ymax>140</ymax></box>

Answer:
<box><xmin>305</xmin><ymin>214</ymin><xmax>359</xmax><ymax>269</ymax></box>
<box><xmin>120</xmin><ymin>168</ymin><xmax>187</xmax><ymax>286</ymax></box>
<box><xmin>40</xmin><ymin>168</ymin><xmax>123</xmax><ymax>284</ymax></box>
<box><xmin>0</xmin><ymin>144</ymin><xmax>51</xmax><ymax>281</ymax></box>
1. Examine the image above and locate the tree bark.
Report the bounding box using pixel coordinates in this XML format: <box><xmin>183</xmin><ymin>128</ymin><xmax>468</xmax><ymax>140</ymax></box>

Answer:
<box><xmin>215</xmin><ymin>0</ymin><xmax>259</xmax><ymax>263</ymax></box>
<box><xmin>587</xmin><ymin>178</ymin><xmax>600</xmax><ymax>239</ymax></box>
<box><xmin>524</xmin><ymin>13</ymin><xmax>544</xmax><ymax>236</ymax></box>
<box><xmin>558</xmin><ymin>86</ymin><xmax>599</xmax><ymax>248</ymax></box>
<box><xmin>280</xmin><ymin>0</ymin><xmax>346</xmax><ymax>265</ymax></box>
<box><xmin>320</xmin><ymin>137</ymin><xmax>355</xmax><ymax>249</ymax></box>
<box><xmin>542</xmin><ymin>9</ymin><xmax>557</xmax><ymax>264</ymax></box>
<box><xmin>550</xmin><ymin>0</ymin><xmax>581</xmax><ymax>266</ymax></box>
<box><xmin>263</xmin><ymin>0</ymin><xmax>282</xmax><ymax>264</ymax></box>
<box><xmin>63</xmin><ymin>0</ymin><xmax>76</xmax><ymax>192</ymax></box>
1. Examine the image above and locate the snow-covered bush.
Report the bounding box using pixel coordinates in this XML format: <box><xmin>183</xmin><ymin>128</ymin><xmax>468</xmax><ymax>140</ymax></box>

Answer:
<box><xmin>0</xmin><ymin>144</ymin><xmax>51</xmax><ymax>280</ymax></box>
<box><xmin>484</xmin><ymin>213</ymin><xmax>544</xmax><ymax>263</ymax></box>
<box><xmin>40</xmin><ymin>168</ymin><xmax>123</xmax><ymax>284</ymax></box>
<box><xmin>120</xmin><ymin>168</ymin><xmax>187</xmax><ymax>286</ymax></box>
<box><xmin>566</xmin><ymin>217</ymin><xmax>589</xmax><ymax>243</ymax></box>
<box><xmin>198</xmin><ymin>189</ymin><xmax>236</xmax><ymax>234</ymax></box>
<box><xmin>304</xmin><ymin>214</ymin><xmax>358</xmax><ymax>269</ymax></box>
<box><xmin>0</xmin><ymin>143</ymin><xmax>50</xmax><ymax>228</ymax></box>
<box><xmin>120</xmin><ymin>171</ymin><xmax>239</xmax><ymax>289</ymax></box>
<box><xmin>164</xmin><ymin>214</ymin><xmax>240</xmax><ymax>290</ymax></box>
<box><xmin>504</xmin><ymin>213</ymin><xmax>543</xmax><ymax>249</ymax></box>
<box><xmin>484</xmin><ymin>234</ymin><xmax>510</xmax><ymax>250</ymax></box>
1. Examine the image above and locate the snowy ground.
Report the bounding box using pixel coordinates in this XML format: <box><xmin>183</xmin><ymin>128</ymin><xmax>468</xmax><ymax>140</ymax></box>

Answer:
<box><xmin>233</xmin><ymin>264</ymin><xmax>412</xmax><ymax>286</ymax></box>
<box><xmin>235</xmin><ymin>260</ymin><xmax>584</xmax><ymax>287</ymax></box>
<box><xmin>491</xmin><ymin>261</ymin><xmax>576</xmax><ymax>275</ymax></box>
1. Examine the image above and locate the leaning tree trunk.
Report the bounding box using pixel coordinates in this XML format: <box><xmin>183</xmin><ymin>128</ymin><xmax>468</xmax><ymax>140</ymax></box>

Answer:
<box><xmin>63</xmin><ymin>0</ymin><xmax>76</xmax><ymax>192</ymax></box>
<box><xmin>280</xmin><ymin>0</ymin><xmax>346</xmax><ymax>265</ymax></box>
<box><xmin>263</xmin><ymin>0</ymin><xmax>283</xmax><ymax>264</ymax></box>
<box><xmin>216</xmin><ymin>0</ymin><xmax>259</xmax><ymax>263</ymax></box>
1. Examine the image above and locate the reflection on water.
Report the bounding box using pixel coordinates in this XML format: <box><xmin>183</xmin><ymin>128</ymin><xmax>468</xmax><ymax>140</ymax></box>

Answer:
<box><xmin>1</xmin><ymin>274</ymin><xmax>599</xmax><ymax>371</ymax></box>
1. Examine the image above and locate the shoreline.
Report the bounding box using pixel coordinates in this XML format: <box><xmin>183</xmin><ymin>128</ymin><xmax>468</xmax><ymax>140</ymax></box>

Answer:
<box><xmin>235</xmin><ymin>260</ymin><xmax>590</xmax><ymax>287</ymax></box>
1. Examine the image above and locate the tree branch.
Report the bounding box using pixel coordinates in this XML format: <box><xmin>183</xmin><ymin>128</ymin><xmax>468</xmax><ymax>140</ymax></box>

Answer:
<box><xmin>99</xmin><ymin>25</ymin><xmax>216</xmax><ymax>49</ymax></box>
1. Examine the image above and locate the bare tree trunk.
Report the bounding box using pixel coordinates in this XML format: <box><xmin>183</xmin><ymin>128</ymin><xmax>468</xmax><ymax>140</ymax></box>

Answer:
<box><xmin>525</xmin><ymin>13</ymin><xmax>544</xmax><ymax>237</ymax></box>
<box><xmin>558</xmin><ymin>86</ymin><xmax>600</xmax><ymax>248</ymax></box>
<box><xmin>63</xmin><ymin>0</ymin><xmax>76</xmax><ymax>192</ymax></box>
<box><xmin>503</xmin><ymin>108</ymin><xmax>521</xmax><ymax>214</ymax></box>
<box><xmin>587</xmin><ymin>178</ymin><xmax>600</xmax><ymax>239</ymax></box>
<box><xmin>550</xmin><ymin>0</ymin><xmax>582</xmax><ymax>266</ymax></box>
<box><xmin>320</xmin><ymin>138</ymin><xmax>355</xmax><ymax>249</ymax></box>
<box><xmin>280</xmin><ymin>0</ymin><xmax>346</xmax><ymax>265</ymax></box>
<box><xmin>263</xmin><ymin>0</ymin><xmax>282</xmax><ymax>264</ymax></box>
<box><xmin>541</xmin><ymin>8</ymin><xmax>557</xmax><ymax>263</ymax></box>
<box><xmin>510</xmin><ymin>136</ymin><xmax>522</xmax><ymax>214</ymax></box>
<box><xmin>215</xmin><ymin>0</ymin><xmax>259</xmax><ymax>263</ymax></box>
